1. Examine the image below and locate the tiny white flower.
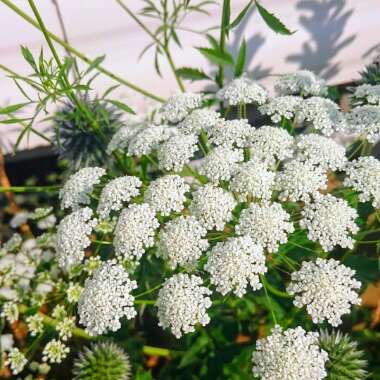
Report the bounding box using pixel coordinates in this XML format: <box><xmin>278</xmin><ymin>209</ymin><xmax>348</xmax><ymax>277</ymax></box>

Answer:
<box><xmin>57</xmin><ymin>317</ymin><xmax>76</xmax><ymax>341</ymax></box>
<box><xmin>42</xmin><ymin>339</ymin><xmax>70</xmax><ymax>363</ymax></box>
<box><xmin>106</xmin><ymin>124</ymin><xmax>144</xmax><ymax>154</ymax></box>
<box><xmin>177</xmin><ymin>109</ymin><xmax>220</xmax><ymax>135</ymax></box>
<box><xmin>66</xmin><ymin>282</ymin><xmax>83</xmax><ymax>304</ymax></box>
<box><xmin>6</xmin><ymin>348</ymin><xmax>27</xmax><ymax>375</ymax></box>
<box><xmin>346</xmin><ymin>105</ymin><xmax>380</xmax><ymax>143</ymax></box>
<box><xmin>1</xmin><ymin>302</ymin><xmax>18</xmax><ymax>323</ymax></box>
<box><xmin>259</xmin><ymin>95</ymin><xmax>303</xmax><ymax>123</ymax></box>
<box><xmin>26</xmin><ymin>314</ymin><xmax>44</xmax><ymax>336</ymax></box>
<box><xmin>352</xmin><ymin>84</ymin><xmax>380</xmax><ymax>105</ymax></box>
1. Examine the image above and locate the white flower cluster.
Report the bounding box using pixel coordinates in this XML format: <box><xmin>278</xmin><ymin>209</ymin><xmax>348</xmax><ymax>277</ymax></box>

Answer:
<box><xmin>26</xmin><ymin>314</ymin><xmax>44</xmax><ymax>336</ymax></box>
<box><xmin>55</xmin><ymin>207</ymin><xmax>97</xmax><ymax>269</ymax></box>
<box><xmin>259</xmin><ymin>95</ymin><xmax>303</xmax><ymax>123</ymax></box>
<box><xmin>42</xmin><ymin>339</ymin><xmax>70</xmax><ymax>363</ymax></box>
<box><xmin>144</xmin><ymin>175</ymin><xmax>189</xmax><ymax>216</ymax></box>
<box><xmin>344</xmin><ymin>156</ymin><xmax>380</xmax><ymax>208</ymax></box>
<box><xmin>287</xmin><ymin>258</ymin><xmax>361</xmax><ymax>326</ymax></box>
<box><xmin>236</xmin><ymin>203</ymin><xmax>294</xmax><ymax>253</ymax></box>
<box><xmin>295</xmin><ymin>97</ymin><xmax>347</xmax><ymax>136</ymax></box>
<box><xmin>157</xmin><ymin>216</ymin><xmax>208</xmax><ymax>269</ymax></box>
<box><xmin>230</xmin><ymin>159</ymin><xmax>275</xmax><ymax>201</ymax></box>
<box><xmin>177</xmin><ymin>109</ymin><xmax>220</xmax><ymax>135</ymax></box>
<box><xmin>114</xmin><ymin>204</ymin><xmax>159</xmax><ymax>261</ymax></box>
<box><xmin>275</xmin><ymin>159</ymin><xmax>327</xmax><ymax>203</ymax></box>
<box><xmin>301</xmin><ymin>195</ymin><xmax>359</xmax><ymax>251</ymax></box>
<box><xmin>208</xmin><ymin>119</ymin><xmax>253</xmax><ymax>148</ymax></box>
<box><xmin>205</xmin><ymin>236</ymin><xmax>266</xmax><ymax>296</ymax></box>
<box><xmin>156</xmin><ymin>273</ymin><xmax>212</xmax><ymax>338</ymax></box>
<box><xmin>352</xmin><ymin>84</ymin><xmax>380</xmax><ymax>105</ymax></box>
<box><xmin>295</xmin><ymin>134</ymin><xmax>347</xmax><ymax>171</ymax></box>
<box><xmin>106</xmin><ymin>124</ymin><xmax>143</xmax><ymax>154</ymax></box>
<box><xmin>6</xmin><ymin>348</ymin><xmax>28</xmax><ymax>375</ymax></box>
<box><xmin>252</xmin><ymin>325</ymin><xmax>328</xmax><ymax>380</ymax></box>
<box><xmin>59</xmin><ymin>167</ymin><xmax>105</xmax><ymax>210</ymax></box>
<box><xmin>97</xmin><ymin>176</ymin><xmax>142</xmax><ymax>219</ymax></box>
<box><xmin>189</xmin><ymin>184</ymin><xmax>236</xmax><ymax>230</ymax></box>
<box><xmin>275</xmin><ymin>70</ymin><xmax>328</xmax><ymax>97</ymax></box>
<box><xmin>78</xmin><ymin>260</ymin><xmax>137</xmax><ymax>336</ymax></box>
<box><xmin>346</xmin><ymin>105</ymin><xmax>380</xmax><ymax>143</ymax></box>
<box><xmin>217</xmin><ymin>75</ymin><xmax>268</xmax><ymax>105</ymax></box>
<box><xmin>160</xmin><ymin>92</ymin><xmax>202</xmax><ymax>123</ymax></box>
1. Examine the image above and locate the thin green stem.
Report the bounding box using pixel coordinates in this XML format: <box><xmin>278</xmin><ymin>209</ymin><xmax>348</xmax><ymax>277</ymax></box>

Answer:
<box><xmin>0</xmin><ymin>185</ymin><xmax>60</xmax><ymax>193</ymax></box>
<box><xmin>260</xmin><ymin>275</ymin><xmax>278</xmax><ymax>324</ymax></box>
<box><xmin>261</xmin><ymin>276</ymin><xmax>292</xmax><ymax>299</ymax></box>
<box><xmin>135</xmin><ymin>283</ymin><xmax>162</xmax><ymax>298</ymax></box>
<box><xmin>142</xmin><ymin>345</ymin><xmax>171</xmax><ymax>358</ymax></box>
<box><xmin>135</xmin><ymin>299</ymin><xmax>156</xmax><ymax>305</ymax></box>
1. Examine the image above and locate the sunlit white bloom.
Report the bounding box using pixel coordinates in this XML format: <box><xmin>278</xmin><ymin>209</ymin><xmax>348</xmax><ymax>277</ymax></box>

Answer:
<box><xmin>10</xmin><ymin>211</ymin><xmax>30</xmax><ymax>229</ymax></box>
<box><xmin>0</xmin><ymin>234</ymin><xmax>22</xmax><ymax>254</ymax></box>
<box><xmin>230</xmin><ymin>159</ymin><xmax>275</xmax><ymax>201</ymax></box>
<box><xmin>1</xmin><ymin>301</ymin><xmax>19</xmax><ymax>323</ymax></box>
<box><xmin>205</xmin><ymin>236</ymin><xmax>266</xmax><ymax>297</ymax></box>
<box><xmin>287</xmin><ymin>258</ymin><xmax>361</xmax><ymax>326</ymax></box>
<box><xmin>78</xmin><ymin>260</ymin><xmax>137</xmax><ymax>336</ymax></box>
<box><xmin>275</xmin><ymin>159</ymin><xmax>327</xmax><ymax>203</ymax></box>
<box><xmin>295</xmin><ymin>134</ymin><xmax>347</xmax><ymax>171</ymax></box>
<box><xmin>156</xmin><ymin>273</ymin><xmax>212</xmax><ymax>338</ymax></box>
<box><xmin>55</xmin><ymin>207</ymin><xmax>97</xmax><ymax>269</ymax></box>
<box><xmin>160</xmin><ymin>92</ymin><xmax>203</xmax><ymax>123</ymax></box>
<box><xmin>59</xmin><ymin>167</ymin><xmax>106</xmax><ymax>210</ymax></box>
<box><xmin>295</xmin><ymin>97</ymin><xmax>347</xmax><ymax>136</ymax></box>
<box><xmin>114</xmin><ymin>204</ymin><xmax>159</xmax><ymax>261</ymax></box>
<box><xmin>6</xmin><ymin>348</ymin><xmax>27</xmax><ymax>375</ymax></box>
<box><xmin>67</xmin><ymin>282</ymin><xmax>83</xmax><ymax>303</ymax></box>
<box><xmin>252</xmin><ymin>325</ymin><xmax>328</xmax><ymax>380</ymax></box>
<box><xmin>275</xmin><ymin>70</ymin><xmax>328</xmax><ymax>97</ymax></box>
<box><xmin>217</xmin><ymin>74</ymin><xmax>268</xmax><ymax>105</ymax></box>
<box><xmin>157</xmin><ymin>216</ymin><xmax>208</xmax><ymax>269</ymax></box>
<box><xmin>352</xmin><ymin>84</ymin><xmax>380</xmax><ymax>105</ymax></box>
<box><xmin>42</xmin><ymin>339</ymin><xmax>70</xmax><ymax>363</ymax></box>
<box><xmin>199</xmin><ymin>147</ymin><xmax>243</xmax><ymax>183</ymax></box>
<box><xmin>157</xmin><ymin>134</ymin><xmax>198</xmax><ymax>172</ymax></box>
<box><xmin>300</xmin><ymin>194</ymin><xmax>359</xmax><ymax>251</ymax></box>
<box><xmin>249</xmin><ymin>126</ymin><xmax>294</xmax><ymax>166</ymax></box>
<box><xmin>189</xmin><ymin>184</ymin><xmax>236</xmax><ymax>230</ymax></box>
<box><xmin>177</xmin><ymin>109</ymin><xmax>220</xmax><ymax>135</ymax></box>
<box><xmin>106</xmin><ymin>124</ymin><xmax>144</xmax><ymax>154</ymax></box>
<box><xmin>236</xmin><ymin>202</ymin><xmax>294</xmax><ymax>253</ymax></box>
<box><xmin>144</xmin><ymin>175</ymin><xmax>189</xmax><ymax>216</ymax></box>
<box><xmin>258</xmin><ymin>95</ymin><xmax>303</xmax><ymax>123</ymax></box>
<box><xmin>37</xmin><ymin>214</ymin><xmax>57</xmax><ymax>230</ymax></box>
<box><xmin>343</xmin><ymin>156</ymin><xmax>380</xmax><ymax>208</ymax></box>
<box><xmin>97</xmin><ymin>176</ymin><xmax>142</xmax><ymax>219</ymax></box>
<box><xmin>346</xmin><ymin>105</ymin><xmax>380</xmax><ymax>143</ymax></box>
<box><xmin>57</xmin><ymin>317</ymin><xmax>76</xmax><ymax>341</ymax></box>
<box><xmin>52</xmin><ymin>305</ymin><xmax>67</xmax><ymax>321</ymax></box>
<box><xmin>208</xmin><ymin>119</ymin><xmax>253</xmax><ymax>148</ymax></box>
<box><xmin>26</xmin><ymin>314</ymin><xmax>44</xmax><ymax>336</ymax></box>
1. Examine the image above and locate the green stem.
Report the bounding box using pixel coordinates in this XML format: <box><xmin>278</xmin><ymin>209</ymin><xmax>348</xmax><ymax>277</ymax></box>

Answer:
<box><xmin>142</xmin><ymin>345</ymin><xmax>171</xmax><ymax>358</ymax></box>
<box><xmin>260</xmin><ymin>275</ymin><xmax>278</xmax><ymax>324</ymax></box>
<box><xmin>261</xmin><ymin>276</ymin><xmax>292</xmax><ymax>299</ymax></box>
<box><xmin>0</xmin><ymin>0</ymin><xmax>164</xmax><ymax>103</ymax></box>
<box><xmin>0</xmin><ymin>185</ymin><xmax>60</xmax><ymax>193</ymax></box>
<box><xmin>135</xmin><ymin>299</ymin><xmax>156</xmax><ymax>305</ymax></box>
<box><xmin>135</xmin><ymin>283</ymin><xmax>162</xmax><ymax>298</ymax></box>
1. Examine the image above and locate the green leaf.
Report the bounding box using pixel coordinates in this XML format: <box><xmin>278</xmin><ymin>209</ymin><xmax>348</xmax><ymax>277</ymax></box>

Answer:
<box><xmin>179</xmin><ymin>334</ymin><xmax>209</xmax><ymax>368</ymax></box>
<box><xmin>206</xmin><ymin>34</ymin><xmax>219</xmax><ymax>50</ymax></box>
<box><xmin>176</xmin><ymin>67</ymin><xmax>210</xmax><ymax>81</ymax></box>
<box><xmin>134</xmin><ymin>367</ymin><xmax>153</xmax><ymax>380</ymax></box>
<box><xmin>108</xmin><ymin>100</ymin><xmax>135</xmax><ymax>114</ymax></box>
<box><xmin>234</xmin><ymin>39</ymin><xmax>246</xmax><ymax>77</ymax></box>
<box><xmin>85</xmin><ymin>55</ymin><xmax>106</xmax><ymax>74</ymax></box>
<box><xmin>228</xmin><ymin>0</ymin><xmax>254</xmax><ymax>30</ymax></box>
<box><xmin>0</xmin><ymin>103</ymin><xmax>29</xmax><ymax>115</ymax></box>
<box><xmin>256</xmin><ymin>1</ymin><xmax>295</xmax><ymax>35</ymax></box>
<box><xmin>20</xmin><ymin>46</ymin><xmax>36</xmax><ymax>69</ymax></box>
<box><xmin>0</xmin><ymin>118</ymin><xmax>29</xmax><ymax>125</ymax></box>
<box><xmin>343</xmin><ymin>255</ymin><xmax>379</xmax><ymax>284</ymax></box>
<box><xmin>196</xmin><ymin>47</ymin><xmax>234</xmax><ymax>66</ymax></box>
<box><xmin>222</xmin><ymin>0</ymin><xmax>231</xmax><ymax>36</ymax></box>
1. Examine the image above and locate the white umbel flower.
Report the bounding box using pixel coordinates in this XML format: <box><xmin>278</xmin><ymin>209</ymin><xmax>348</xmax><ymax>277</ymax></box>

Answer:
<box><xmin>157</xmin><ymin>216</ymin><xmax>209</xmax><ymax>269</ymax></box>
<box><xmin>205</xmin><ymin>236</ymin><xmax>266</xmax><ymax>297</ymax></box>
<box><xmin>6</xmin><ymin>348</ymin><xmax>28</xmax><ymax>375</ymax></box>
<box><xmin>114</xmin><ymin>204</ymin><xmax>159</xmax><ymax>261</ymax></box>
<box><xmin>42</xmin><ymin>339</ymin><xmax>70</xmax><ymax>363</ymax></box>
<box><xmin>217</xmin><ymin>74</ymin><xmax>268</xmax><ymax>105</ymax></box>
<box><xmin>97</xmin><ymin>176</ymin><xmax>142</xmax><ymax>219</ymax></box>
<box><xmin>258</xmin><ymin>95</ymin><xmax>303</xmax><ymax>123</ymax></box>
<box><xmin>177</xmin><ymin>109</ymin><xmax>220</xmax><ymax>135</ymax></box>
<box><xmin>252</xmin><ymin>325</ymin><xmax>328</xmax><ymax>380</ymax></box>
<box><xmin>346</xmin><ymin>105</ymin><xmax>380</xmax><ymax>143</ymax></box>
<box><xmin>295</xmin><ymin>134</ymin><xmax>347</xmax><ymax>171</ymax></box>
<box><xmin>295</xmin><ymin>97</ymin><xmax>347</xmax><ymax>136</ymax></box>
<box><xmin>199</xmin><ymin>147</ymin><xmax>243</xmax><ymax>183</ymax></box>
<box><xmin>343</xmin><ymin>156</ymin><xmax>380</xmax><ymax>208</ymax></box>
<box><xmin>275</xmin><ymin>159</ymin><xmax>327</xmax><ymax>203</ymax></box>
<box><xmin>236</xmin><ymin>203</ymin><xmax>294</xmax><ymax>253</ymax></box>
<box><xmin>160</xmin><ymin>92</ymin><xmax>203</xmax><ymax>123</ymax></box>
<box><xmin>26</xmin><ymin>314</ymin><xmax>44</xmax><ymax>336</ymax></box>
<box><xmin>249</xmin><ymin>126</ymin><xmax>294</xmax><ymax>166</ymax></box>
<box><xmin>189</xmin><ymin>184</ymin><xmax>236</xmax><ymax>230</ymax></box>
<box><xmin>144</xmin><ymin>175</ymin><xmax>189</xmax><ymax>216</ymax></box>
<box><xmin>156</xmin><ymin>273</ymin><xmax>212</xmax><ymax>338</ymax></box>
<box><xmin>78</xmin><ymin>260</ymin><xmax>137</xmax><ymax>336</ymax></box>
<box><xmin>275</xmin><ymin>70</ymin><xmax>328</xmax><ymax>97</ymax></box>
<box><xmin>352</xmin><ymin>84</ymin><xmax>380</xmax><ymax>105</ymax></box>
<box><xmin>300</xmin><ymin>194</ymin><xmax>359</xmax><ymax>251</ymax></box>
<box><xmin>157</xmin><ymin>134</ymin><xmax>198</xmax><ymax>172</ymax></box>
<box><xmin>208</xmin><ymin>119</ymin><xmax>253</xmax><ymax>148</ymax></box>
<box><xmin>59</xmin><ymin>167</ymin><xmax>106</xmax><ymax>210</ymax></box>
<box><xmin>55</xmin><ymin>207</ymin><xmax>97</xmax><ymax>269</ymax></box>
<box><xmin>230</xmin><ymin>159</ymin><xmax>275</xmax><ymax>201</ymax></box>
<box><xmin>287</xmin><ymin>258</ymin><xmax>361</xmax><ymax>326</ymax></box>
<box><xmin>106</xmin><ymin>124</ymin><xmax>143</xmax><ymax>154</ymax></box>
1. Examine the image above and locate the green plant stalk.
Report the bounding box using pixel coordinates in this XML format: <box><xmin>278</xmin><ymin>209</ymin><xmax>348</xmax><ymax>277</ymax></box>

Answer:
<box><xmin>115</xmin><ymin>0</ymin><xmax>185</xmax><ymax>92</ymax></box>
<box><xmin>0</xmin><ymin>0</ymin><xmax>164</xmax><ymax>103</ymax></box>
<box><xmin>218</xmin><ymin>0</ymin><xmax>228</xmax><ymax>89</ymax></box>
<box><xmin>260</xmin><ymin>274</ymin><xmax>278</xmax><ymax>324</ymax></box>
<box><xmin>0</xmin><ymin>185</ymin><xmax>60</xmax><ymax>193</ymax></box>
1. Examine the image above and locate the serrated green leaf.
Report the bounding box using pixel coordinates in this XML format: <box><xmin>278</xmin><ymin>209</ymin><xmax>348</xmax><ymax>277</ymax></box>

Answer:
<box><xmin>176</xmin><ymin>67</ymin><xmax>210</xmax><ymax>81</ymax></box>
<box><xmin>228</xmin><ymin>0</ymin><xmax>254</xmax><ymax>30</ymax></box>
<box><xmin>234</xmin><ymin>39</ymin><xmax>246</xmax><ymax>77</ymax></box>
<box><xmin>256</xmin><ymin>1</ymin><xmax>295</xmax><ymax>35</ymax></box>
<box><xmin>0</xmin><ymin>103</ymin><xmax>29</xmax><ymax>115</ymax></box>
<box><xmin>108</xmin><ymin>100</ymin><xmax>135</xmax><ymax>114</ymax></box>
<box><xmin>196</xmin><ymin>47</ymin><xmax>234</xmax><ymax>66</ymax></box>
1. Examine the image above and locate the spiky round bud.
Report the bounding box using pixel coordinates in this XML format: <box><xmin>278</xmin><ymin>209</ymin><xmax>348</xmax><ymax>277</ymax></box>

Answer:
<box><xmin>73</xmin><ymin>342</ymin><xmax>132</xmax><ymax>380</ymax></box>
